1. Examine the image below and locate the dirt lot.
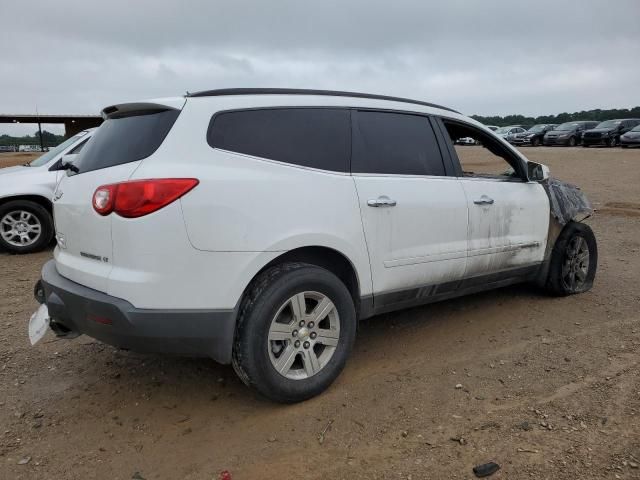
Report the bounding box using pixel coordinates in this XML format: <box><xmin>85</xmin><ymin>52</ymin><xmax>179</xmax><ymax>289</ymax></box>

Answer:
<box><xmin>1</xmin><ymin>146</ymin><xmax>639</xmax><ymax>479</ymax></box>
<box><xmin>0</xmin><ymin>152</ymin><xmax>40</xmax><ymax>168</ymax></box>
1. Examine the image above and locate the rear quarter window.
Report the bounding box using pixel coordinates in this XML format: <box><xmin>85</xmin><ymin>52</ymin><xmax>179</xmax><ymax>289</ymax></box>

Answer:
<box><xmin>73</xmin><ymin>109</ymin><xmax>180</xmax><ymax>174</ymax></box>
<box><xmin>208</xmin><ymin>108</ymin><xmax>350</xmax><ymax>172</ymax></box>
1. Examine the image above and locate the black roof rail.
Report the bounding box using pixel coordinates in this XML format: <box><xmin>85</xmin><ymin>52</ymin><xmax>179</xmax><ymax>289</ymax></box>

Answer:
<box><xmin>186</xmin><ymin>88</ymin><xmax>460</xmax><ymax>114</ymax></box>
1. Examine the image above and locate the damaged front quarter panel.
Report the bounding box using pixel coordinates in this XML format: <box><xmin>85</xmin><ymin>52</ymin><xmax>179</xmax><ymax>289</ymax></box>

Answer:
<box><xmin>535</xmin><ymin>177</ymin><xmax>594</xmax><ymax>286</ymax></box>
<box><xmin>543</xmin><ymin>177</ymin><xmax>593</xmax><ymax>226</ymax></box>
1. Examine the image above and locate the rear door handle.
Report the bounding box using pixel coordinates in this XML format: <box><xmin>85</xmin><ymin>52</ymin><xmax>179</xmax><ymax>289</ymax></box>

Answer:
<box><xmin>367</xmin><ymin>196</ymin><xmax>397</xmax><ymax>208</ymax></box>
<box><xmin>473</xmin><ymin>195</ymin><xmax>495</xmax><ymax>205</ymax></box>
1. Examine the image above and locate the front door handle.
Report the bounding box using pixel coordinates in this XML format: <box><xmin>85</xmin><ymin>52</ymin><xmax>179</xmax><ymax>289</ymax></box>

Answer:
<box><xmin>367</xmin><ymin>196</ymin><xmax>397</xmax><ymax>208</ymax></box>
<box><xmin>473</xmin><ymin>195</ymin><xmax>495</xmax><ymax>205</ymax></box>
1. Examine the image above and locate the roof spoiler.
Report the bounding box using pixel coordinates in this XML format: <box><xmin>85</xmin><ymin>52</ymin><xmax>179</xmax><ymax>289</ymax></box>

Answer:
<box><xmin>101</xmin><ymin>98</ymin><xmax>186</xmax><ymax>120</ymax></box>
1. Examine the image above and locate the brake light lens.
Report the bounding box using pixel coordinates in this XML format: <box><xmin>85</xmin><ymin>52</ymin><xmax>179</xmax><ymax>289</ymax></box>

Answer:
<box><xmin>92</xmin><ymin>179</ymin><xmax>199</xmax><ymax>218</ymax></box>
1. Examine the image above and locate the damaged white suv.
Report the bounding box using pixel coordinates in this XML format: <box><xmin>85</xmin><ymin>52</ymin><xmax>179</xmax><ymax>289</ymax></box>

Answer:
<box><xmin>33</xmin><ymin>89</ymin><xmax>597</xmax><ymax>402</ymax></box>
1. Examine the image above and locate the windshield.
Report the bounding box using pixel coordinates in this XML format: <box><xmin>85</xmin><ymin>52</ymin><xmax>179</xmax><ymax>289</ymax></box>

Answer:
<box><xmin>494</xmin><ymin>127</ymin><xmax>511</xmax><ymax>134</ymax></box>
<box><xmin>28</xmin><ymin>132</ymin><xmax>87</xmax><ymax>167</ymax></box>
<box><xmin>527</xmin><ymin>124</ymin><xmax>547</xmax><ymax>133</ymax></box>
<box><xmin>555</xmin><ymin>122</ymin><xmax>579</xmax><ymax>131</ymax></box>
<box><xmin>631</xmin><ymin>125</ymin><xmax>640</xmax><ymax>132</ymax></box>
<box><xmin>595</xmin><ymin>120</ymin><xmax>621</xmax><ymax>129</ymax></box>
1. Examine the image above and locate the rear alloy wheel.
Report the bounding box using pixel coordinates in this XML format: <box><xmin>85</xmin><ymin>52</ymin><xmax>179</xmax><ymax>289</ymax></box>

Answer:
<box><xmin>0</xmin><ymin>200</ymin><xmax>53</xmax><ymax>254</ymax></box>
<box><xmin>232</xmin><ymin>263</ymin><xmax>356</xmax><ymax>403</ymax></box>
<box><xmin>546</xmin><ymin>222</ymin><xmax>597</xmax><ymax>296</ymax></box>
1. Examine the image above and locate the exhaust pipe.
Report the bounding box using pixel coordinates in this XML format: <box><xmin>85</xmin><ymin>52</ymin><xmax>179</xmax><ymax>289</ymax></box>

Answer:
<box><xmin>33</xmin><ymin>280</ymin><xmax>45</xmax><ymax>305</ymax></box>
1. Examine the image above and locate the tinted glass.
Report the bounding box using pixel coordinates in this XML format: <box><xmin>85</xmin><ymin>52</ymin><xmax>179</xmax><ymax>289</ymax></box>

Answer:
<box><xmin>352</xmin><ymin>111</ymin><xmax>445</xmax><ymax>176</ymax></box>
<box><xmin>208</xmin><ymin>108</ymin><xmax>350</xmax><ymax>172</ymax></box>
<box><xmin>73</xmin><ymin>109</ymin><xmax>180</xmax><ymax>174</ymax></box>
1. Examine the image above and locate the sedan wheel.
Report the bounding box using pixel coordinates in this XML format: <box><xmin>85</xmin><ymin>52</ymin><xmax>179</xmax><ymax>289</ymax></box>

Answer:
<box><xmin>0</xmin><ymin>200</ymin><xmax>53</xmax><ymax>254</ymax></box>
<box><xmin>1</xmin><ymin>210</ymin><xmax>42</xmax><ymax>248</ymax></box>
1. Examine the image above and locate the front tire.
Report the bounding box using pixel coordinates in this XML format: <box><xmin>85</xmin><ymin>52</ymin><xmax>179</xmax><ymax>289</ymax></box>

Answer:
<box><xmin>546</xmin><ymin>222</ymin><xmax>597</xmax><ymax>296</ymax></box>
<box><xmin>232</xmin><ymin>263</ymin><xmax>356</xmax><ymax>403</ymax></box>
<box><xmin>568</xmin><ymin>136</ymin><xmax>577</xmax><ymax>147</ymax></box>
<box><xmin>0</xmin><ymin>200</ymin><xmax>53</xmax><ymax>254</ymax></box>
<box><xmin>532</xmin><ymin>137</ymin><xmax>540</xmax><ymax>147</ymax></box>
<box><xmin>608</xmin><ymin>137</ymin><xmax>618</xmax><ymax>148</ymax></box>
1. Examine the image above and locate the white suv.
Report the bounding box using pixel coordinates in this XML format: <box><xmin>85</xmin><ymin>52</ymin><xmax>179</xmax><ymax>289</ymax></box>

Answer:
<box><xmin>0</xmin><ymin>129</ymin><xmax>94</xmax><ymax>253</ymax></box>
<box><xmin>33</xmin><ymin>89</ymin><xmax>597</xmax><ymax>402</ymax></box>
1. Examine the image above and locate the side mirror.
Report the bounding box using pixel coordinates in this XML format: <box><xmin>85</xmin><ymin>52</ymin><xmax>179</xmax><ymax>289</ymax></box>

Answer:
<box><xmin>527</xmin><ymin>161</ymin><xmax>549</xmax><ymax>182</ymax></box>
<box><xmin>50</xmin><ymin>154</ymin><xmax>77</xmax><ymax>171</ymax></box>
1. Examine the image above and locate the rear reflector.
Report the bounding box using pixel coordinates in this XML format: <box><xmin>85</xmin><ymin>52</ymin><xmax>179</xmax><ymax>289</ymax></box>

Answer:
<box><xmin>93</xmin><ymin>179</ymin><xmax>199</xmax><ymax>218</ymax></box>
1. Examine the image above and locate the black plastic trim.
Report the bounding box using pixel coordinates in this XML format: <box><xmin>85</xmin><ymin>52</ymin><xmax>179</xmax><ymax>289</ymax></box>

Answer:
<box><xmin>187</xmin><ymin>88</ymin><xmax>460</xmax><ymax>114</ymax></box>
<box><xmin>364</xmin><ymin>264</ymin><xmax>541</xmax><ymax>317</ymax></box>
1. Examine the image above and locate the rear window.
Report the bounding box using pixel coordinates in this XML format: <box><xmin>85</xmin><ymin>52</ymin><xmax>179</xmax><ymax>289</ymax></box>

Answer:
<box><xmin>208</xmin><ymin>108</ymin><xmax>350</xmax><ymax>172</ymax></box>
<box><xmin>73</xmin><ymin>109</ymin><xmax>179</xmax><ymax>174</ymax></box>
<box><xmin>352</xmin><ymin>111</ymin><xmax>445</xmax><ymax>176</ymax></box>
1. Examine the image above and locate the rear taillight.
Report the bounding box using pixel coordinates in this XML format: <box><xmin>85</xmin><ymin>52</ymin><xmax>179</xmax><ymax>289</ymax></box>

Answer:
<box><xmin>92</xmin><ymin>179</ymin><xmax>199</xmax><ymax>218</ymax></box>
<box><xmin>93</xmin><ymin>184</ymin><xmax>117</xmax><ymax>216</ymax></box>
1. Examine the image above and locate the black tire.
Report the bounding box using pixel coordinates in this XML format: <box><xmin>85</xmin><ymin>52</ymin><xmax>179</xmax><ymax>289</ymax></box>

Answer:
<box><xmin>568</xmin><ymin>136</ymin><xmax>577</xmax><ymax>147</ymax></box>
<box><xmin>608</xmin><ymin>137</ymin><xmax>618</xmax><ymax>148</ymax></box>
<box><xmin>232</xmin><ymin>262</ymin><xmax>356</xmax><ymax>403</ymax></box>
<box><xmin>532</xmin><ymin>137</ymin><xmax>540</xmax><ymax>147</ymax></box>
<box><xmin>546</xmin><ymin>222</ymin><xmax>597</xmax><ymax>296</ymax></box>
<box><xmin>0</xmin><ymin>200</ymin><xmax>54</xmax><ymax>254</ymax></box>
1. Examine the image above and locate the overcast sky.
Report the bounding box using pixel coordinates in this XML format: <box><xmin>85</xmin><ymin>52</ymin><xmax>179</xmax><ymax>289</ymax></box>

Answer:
<box><xmin>1</xmin><ymin>0</ymin><xmax>639</xmax><ymax>135</ymax></box>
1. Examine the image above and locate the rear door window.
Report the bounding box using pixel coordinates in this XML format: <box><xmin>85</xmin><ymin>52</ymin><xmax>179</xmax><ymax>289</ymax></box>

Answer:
<box><xmin>73</xmin><ymin>109</ymin><xmax>180</xmax><ymax>174</ymax></box>
<box><xmin>352</xmin><ymin>110</ymin><xmax>445</xmax><ymax>176</ymax></box>
<box><xmin>208</xmin><ymin>108</ymin><xmax>350</xmax><ymax>172</ymax></box>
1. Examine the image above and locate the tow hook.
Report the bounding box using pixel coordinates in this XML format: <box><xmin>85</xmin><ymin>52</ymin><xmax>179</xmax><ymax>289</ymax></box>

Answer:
<box><xmin>34</xmin><ymin>280</ymin><xmax>45</xmax><ymax>305</ymax></box>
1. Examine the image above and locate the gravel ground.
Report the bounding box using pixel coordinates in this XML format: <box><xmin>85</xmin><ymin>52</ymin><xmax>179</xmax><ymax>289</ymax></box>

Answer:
<box><xmin>1</xmin><ymin>146</ymin><xmax>639</xmax><ymax>479</ymax></box>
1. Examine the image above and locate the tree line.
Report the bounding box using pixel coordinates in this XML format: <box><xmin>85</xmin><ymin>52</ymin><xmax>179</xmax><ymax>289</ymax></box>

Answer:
<box><xmin>0</xmin><ymin>130</ymin><xmax>65</xmax><ymax>147</ymax></box>
<box><xmin>471</xmin><ymin>106</ymin><xmax>640</xmax><ymax>127</ymax></box>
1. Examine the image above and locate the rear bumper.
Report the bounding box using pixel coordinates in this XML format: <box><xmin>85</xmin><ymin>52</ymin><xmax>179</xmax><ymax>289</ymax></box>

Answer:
<box><xmin>39</xmin><ymin>260</ymin><xmax>236</xmax><ymax>364</ymax></box>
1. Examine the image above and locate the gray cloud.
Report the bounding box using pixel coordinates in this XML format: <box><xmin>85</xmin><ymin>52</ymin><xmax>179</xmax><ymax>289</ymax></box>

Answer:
<box><xmin>1</xmin><ymin>0</ymin><xmax>639</xmax><ymax>135</ymax></box>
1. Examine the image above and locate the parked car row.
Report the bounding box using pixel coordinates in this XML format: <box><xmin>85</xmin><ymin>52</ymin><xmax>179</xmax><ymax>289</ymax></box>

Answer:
<box><xmin>470</xmin><ymin>118</ymin><xmax>640</xmax><ymax>148</ymax></box>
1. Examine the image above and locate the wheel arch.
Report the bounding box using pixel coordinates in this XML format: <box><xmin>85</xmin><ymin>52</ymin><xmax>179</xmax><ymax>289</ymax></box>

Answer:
<box><xmin>0</xmin><ymin>194</ymin><xmax>53</xmax><ymax>216</ymax></box>
<box><xmin>243</xmin><ymin>246</ymin><xmax>364</xmax><ymax>318</ymax></box>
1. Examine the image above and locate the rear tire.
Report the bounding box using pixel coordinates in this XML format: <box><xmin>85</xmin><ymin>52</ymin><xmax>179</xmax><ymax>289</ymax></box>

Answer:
<box><xmin>546</xmin><ymin>222</ymin><xmax>597</xmax><ymax>296</ymax></box>
<box><xmin>0</xmin><ymin>200</ymin><xmax>53</xmax><ymax>254</ymax></box>
<box><xmin>232</xmin><ymin>262</ymin><xmax>356</xmax><ymax>403</ymax></box>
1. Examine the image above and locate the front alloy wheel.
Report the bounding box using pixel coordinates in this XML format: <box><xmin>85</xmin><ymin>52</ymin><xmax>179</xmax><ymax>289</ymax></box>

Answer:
<box><xmin>561</xmin><ymin>236</ymin><xmax>590</xmax><ymax>291</ymax></box>
<box><xmin>1</xmin><ymin>210</ymin><xmax>42</xmax><ymax>248</ymax></box>
<box><xmin>0</xmin><ymin>200</ymin><xmax>54</xmax><ymax>254</ymax></box>
<box><xmin>546</xmin><ymin>222</ymin><xmax>597</xmax><ymax>296</ymax></box>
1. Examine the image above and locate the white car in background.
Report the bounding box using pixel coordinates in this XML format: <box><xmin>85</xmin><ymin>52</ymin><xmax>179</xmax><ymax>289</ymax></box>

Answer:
<box><xmin>0</xmin><ymin>129</ymin><xmax>94</xmax><ymax>253</ymax></box>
